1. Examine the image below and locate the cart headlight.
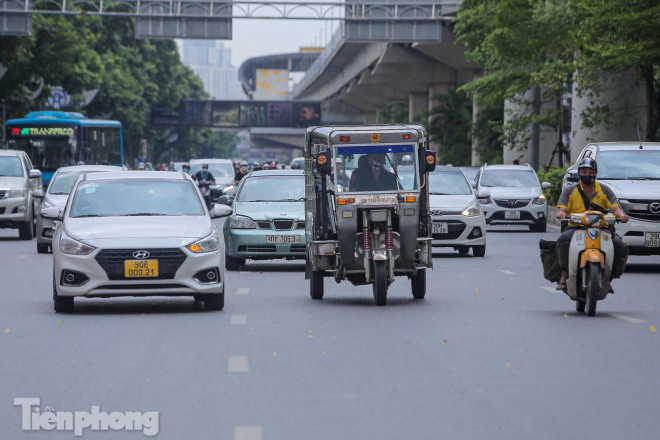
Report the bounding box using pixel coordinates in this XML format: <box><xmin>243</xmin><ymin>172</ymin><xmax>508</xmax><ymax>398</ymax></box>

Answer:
<box><xmin>60</xmin><ymin>231</ymin><xmax>96</xmax><ymax>255</ymax></box>
<box><xmin>7</xmin><ymin>188</ymin><xmax>27</xmax><ymax>198</ymax></box>
<box><xmin>229</xmin><ymin>215</ymin><xmax>256</xmax><ymax>229</ymax></box>
<box><xmin>532</xmin><ymin>194</ymin><xmax>546</xmax><ymax>205</ymax></box>
<box><xmin>461</xmin><ymin>203</ymin><xmax>482</xmax><ymax>217</ymax></box>
<box><xmin>187</xmin><ymin>232</ymin><xmax>220</xmax><ymax>253</ymax></box>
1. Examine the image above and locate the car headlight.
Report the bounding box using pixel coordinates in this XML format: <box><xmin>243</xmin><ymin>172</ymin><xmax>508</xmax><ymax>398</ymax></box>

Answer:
<box><xmin>187</xmin><ymin>232</ymin><xmax>220</xmax><ymax>253</ymax></box>
<box><xmin>60</xmin><ymin>231</ymin><xmax>96</xmax><ymax>255</ymax></box>
<box><xmin>461</xmin><ymin>203</ymin><xmax>482</xmax><ymax>217</ymax></box>
<box><xmin>532</xmin><ymin>194</ymin><xmax>546</xmax><ymax>205</ymax></box>
<box><xmin>7</xmin><ymin>188</ymin><xmax>27</xmax><ymax>198</ymax></box>
<box><xmin>477</xmin><ymin>197</ymin><xmax>492</xmax><ymax>205</ymax></box>
<box><xmin>229</xmin><ymin>215</ymin><xmax>256</xmax><ymax>229</ymax></box>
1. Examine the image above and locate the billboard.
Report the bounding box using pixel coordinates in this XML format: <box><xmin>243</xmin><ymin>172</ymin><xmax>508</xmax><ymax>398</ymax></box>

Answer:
<box><xmin>254</xmin><ymin>69</ymin><xmax>290</xmax><ymax>100</ymax></box>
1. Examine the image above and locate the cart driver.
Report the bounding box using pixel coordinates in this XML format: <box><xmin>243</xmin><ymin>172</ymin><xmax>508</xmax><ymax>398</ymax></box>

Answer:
<box><xmin>350</xmin><ymin>153</ymin><xmax>398</xmax><ymax>192</ymax></box>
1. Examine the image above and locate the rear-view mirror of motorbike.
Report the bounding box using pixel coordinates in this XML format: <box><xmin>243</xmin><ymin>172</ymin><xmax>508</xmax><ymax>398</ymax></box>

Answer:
<box><xmin>316</xmin><ymin>150</ymin><xmax>332</xmax><ymax>174</ymax></box>
<box><xmin>424</xmin><ymin>150</ymin><xmax>437</xmax><ymax>173</ymax></box>
<box><xmin>566</xmin><ymin>169</ymin><xmax>579</xmax><ymax>183</ymax></box>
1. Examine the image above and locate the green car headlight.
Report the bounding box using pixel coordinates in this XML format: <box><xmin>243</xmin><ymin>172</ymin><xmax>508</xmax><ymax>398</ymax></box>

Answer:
<box><xmin>229</xmin><ymin>215</ymin><xmax>256</xmax><ymax>229</ymax></box>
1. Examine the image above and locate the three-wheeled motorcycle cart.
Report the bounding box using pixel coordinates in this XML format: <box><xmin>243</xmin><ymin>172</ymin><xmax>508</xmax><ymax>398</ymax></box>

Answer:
<box><xmin>304</xmin><ymin>124</ymin><xmax>437</xmax><ymax>305</ymax></box>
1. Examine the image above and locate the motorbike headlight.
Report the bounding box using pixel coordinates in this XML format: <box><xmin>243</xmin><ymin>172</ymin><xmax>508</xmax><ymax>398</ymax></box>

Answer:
<box><xmin>60</xmin><ymin>231</ymin><xmax>96</xmax><ymax>255</ymax></box>
<box><xmin>570</xmin><ymin>214</ymin><xmax>584</xmax><ymax>225</ymax></box>
<box><xmin>187</xmin><ymin>232</ymin><xmax>220</xmax><ymax>253</ymax></box>
<box><xmin>229</xmin><ymin>215</ymin><xmax>256</xmax><ymax>229</ymax></box>
<box><xmin>532</xmin><ymin>194</ymin><xmax>546</xmax><ymax>205</ymax></box>
<box><xmin>7</xmin><ymin>188</ymin><xmax>27</xmax><ymax>198</ymax></box>
<box><xmin>477</xmin><ymin>197</ymin><xmax>492</xmax><ymax>205</ymax></box>
<box><xmin>461</xmin><ymin>203</ymin><xmax>482</xmax><ymax>217</ymax></box>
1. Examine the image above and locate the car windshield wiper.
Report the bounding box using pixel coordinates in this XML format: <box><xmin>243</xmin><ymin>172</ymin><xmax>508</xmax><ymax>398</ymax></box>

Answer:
<box><xmin>120</xmin><ymin>213</ymin><xmax>164</xmax><ymax>216</ymax></box>
<box><xmin>242</xmin><ymin>199</ymin><xmax>270</xmax><ymax>203</ymax></box>
<box><xmin>627</xmin><ymin>177</ymin><xmax>660</xmax><ymax>180</ymax></box>
<box><xmin>430</xmin><ymin>192</ymin><xmax>451</xmax><ymax>195</ymax></box>
<box><xmin>73</xmin><ymin>214</ymin><xmax>104</xmax><ymax>218</ymax></box>
<box><xmin>275</xmin><ymin>198</ymin><xmax>305</xmax><ymax>202</ymax></box>
<box><xmin>49</xmin><ymin>192</ymin><xmax>69</xmax><ymax>195</ymax></box>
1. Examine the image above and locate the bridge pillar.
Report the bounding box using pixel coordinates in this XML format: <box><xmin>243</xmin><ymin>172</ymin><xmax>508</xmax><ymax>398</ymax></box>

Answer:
<box><xmin>570</xmin><ymin>70</ymin><xmax>646</xmax><ymax>161</ymax></box>
<box><xmin>409</xmin><ymin>92</ymin><xmax>428</xmax><ymax>124</ymax></box>
<box><xmin>364</xmin><ymin>111</ymin><xmax>379</xmax><ymax>125</ymax></box>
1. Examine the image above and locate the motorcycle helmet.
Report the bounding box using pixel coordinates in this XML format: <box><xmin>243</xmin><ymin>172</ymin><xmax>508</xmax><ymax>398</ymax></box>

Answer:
<box><xmin>202</xmin><ymin>164</ymin><xmax>209</xmax><ymax>170</ymax></box>
<box><xmin>577</xmin><ymin>157</ymin><xmax>597</xmax><ymax>185</ymax></box>
<box><xmin>291</xmin><ymin>162</ymin><xmax>301</xmax><ymax>169</ymax></box>
<box><xmin>401</xmin><ymin>155</ymin><xmax>413</xmax><ymax>166</ymax></box>
<box><xmin>252</xmin><ymin>160</ymin><xmax>263</xmax><ymax>171</ymax></box>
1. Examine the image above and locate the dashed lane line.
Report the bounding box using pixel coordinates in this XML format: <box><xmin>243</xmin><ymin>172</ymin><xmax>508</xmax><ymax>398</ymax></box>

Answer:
<box><xmin>228</xmin><ymin>356</ymin><xmax>249</xmax><ymax>373</ymax></box>
<box><xmin>608</xmin><ymin>313</ymin><xmax>646</xmax><ymax>324</ymax></box>
<box><xmin>499</xmin><ymin>270</ymin><xmax>516</xmax><ymax>275</ymax></box>
<box><xmin>234</xmin><ymin>426</ymin><xmax>262</xmax><ymax>440</ymax></box>
<box><xmin>230</xmin><ymin>315</ymin><xmax>247</xmax><ymax>325</ymax></box>
<box><xmin>236</xmin><ymin>288</ymin><xmax>250</xmax><ymax>295</ymax></box>
<box><xmin>541</xmin><ymin>286</ymin><xmax>558</xmax><ymax>293</ymax></box>
<box><xmin>14</xmin><ymin>254</ymin><xmax>30</xmax><ymax>260</ymax></box>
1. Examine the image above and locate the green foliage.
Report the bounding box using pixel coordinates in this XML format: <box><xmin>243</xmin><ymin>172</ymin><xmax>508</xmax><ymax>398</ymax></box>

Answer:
<box><xmin>537</xmin><ymin>165</ymin><xmax>569</xmax><ymax>206</ymax></box>
<box><xmin>379</xmin><ymin>100</ymin><xmax>409</xmax><ymax>124</ymax></box>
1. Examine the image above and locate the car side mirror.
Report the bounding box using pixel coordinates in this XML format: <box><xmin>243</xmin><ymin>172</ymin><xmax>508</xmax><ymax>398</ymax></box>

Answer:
<box><xmin>566</xmin><ymin>169</ymin><xmax>579</xmax><ymax>183</ymax></box>
<box><xmin>211</xmin><ymin>204</ymin><xmax>232</xmax><ymax>219</ymax></box>
<box><xmin>33</xmin><ymin>190</ymin><xmax>44</xmax><ymax>199</ymax></box>
<box><xmin>41</xmin><ymin>206</ymin><xmax>62</xmax><ymax>220</ymax></box>
<box><xmin>217</xmin><ymin>195</ymin><xmax>232</xmax><ymax>206</ymax></box>
<box><xmin>424</xmin><ymin>150</ymin><xmax>436</xmax><ymax>173</ymax></box>
<box><xmin>29</xmin><ymin>169</ymin><xmax>42</xmax><ymax>179</ymax></box>
<box><xmin>477</xmin><ymin>189</ymin><xmax>491</xmax><ymax>199</ymax></box>
<box><xmin>541</xmin><ymin>181</ymin><xmax>551</xmax><ymax>189</ymax></box>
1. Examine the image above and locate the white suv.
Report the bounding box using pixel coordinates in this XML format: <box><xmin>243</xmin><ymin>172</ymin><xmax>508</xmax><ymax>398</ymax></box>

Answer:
<box><xmin>563</xmin><ymin>142</ymin><xmax>660</xmax><ymax>255</ymax></box>
<box><xmin>475</xmin><ymin>164</ymin><xmax>551</xmax><ymax>232</ymax></box>
<box><xmin>0</xmin><ymin>149</ymin><xmax>42</xmax><ymax>240</ymax></box>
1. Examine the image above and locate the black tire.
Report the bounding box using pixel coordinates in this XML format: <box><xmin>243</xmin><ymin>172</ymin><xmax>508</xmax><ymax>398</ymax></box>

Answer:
<box><xmin>19</xmin><ymin>211</ymin><xmax>34</xmax><ymax>240</ymax></box>
<box><xmin>458</xmin><ymin>246</ymin><xmax>469</xmax><ymax>254</ymax></box>
<box><xmin>53</xmin><ymin>278</ymin><xmax>74</xmax><ymax>313</ymax></box>
<box><xmin>576</xmin><ymin>299</ymin><xmax>585</xmax><ymax>313</ymax></box>
<box><xmin>225</xmin><ymin>252</ymin><xmax>244</xmax><ymax>271</ymax></box>
<box><xmin>528</xmin><ymin>224</ymin><xmax>537</xmax><ymax>232</ymax></box>
<box><xmin>204</xmin><ymin>292</ymin><xmax>224</xmax><ymax>311</ymax></box>
<box><xmin>37</xmin><ymin>244</ymin><xmax>49</xmax><ymax>254</ymax></box>
<box><xmin>473</xmin><ymin>245</ymin><xmax>486</xmax><ymax>257</ymax></box>
<box><xmin>536</xmin><ymin>222</ymin><xmax>547</xmax><ymax>233</ymax></box>
<box><xmin>586</xmin><ymin>262</ymin><xmax>600</xmax><ymax>316</ymax></box>
<box><xmin>310</xmin><ymin>270</ymin><xmax>324</xmax><ymax>300</ymax></box>
<box><xmin>373</xmin><ymin>260</ymin><xmax>388</xmax><ymax>306</ymax></box>
<box><xmin>411</xmin><ymin>269</ymin><xmax>426</xmax><ymax>299</ymax></box>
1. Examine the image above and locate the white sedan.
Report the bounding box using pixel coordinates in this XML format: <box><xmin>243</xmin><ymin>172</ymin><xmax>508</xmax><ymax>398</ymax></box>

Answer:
<box><xmin>44</xmin><ymin>171</ymin><xmax>232</xmax><ymax>312</ymax></box>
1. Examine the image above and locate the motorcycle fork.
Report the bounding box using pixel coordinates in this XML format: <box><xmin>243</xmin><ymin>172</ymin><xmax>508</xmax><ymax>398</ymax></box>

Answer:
<box><xmin>579</xmin><ymin>228</ymin><xmax>604</xmax><ymax>290</ymax></box>
<box><xmin>362</xmin><ymin>210</ymin><xmax>372</xmax><ymax>282</ymax></box>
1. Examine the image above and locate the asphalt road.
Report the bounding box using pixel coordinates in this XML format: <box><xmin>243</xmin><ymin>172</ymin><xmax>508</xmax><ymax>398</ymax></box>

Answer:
<box><xmin>1</xmin><ymin>222</ymin><xmax>659</xmax><ymax>440</ymax></box>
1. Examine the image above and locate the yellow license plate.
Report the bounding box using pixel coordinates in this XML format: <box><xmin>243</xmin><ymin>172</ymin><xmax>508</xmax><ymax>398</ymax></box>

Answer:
<box><xmin>124</xmin><ymin>260</ymin><xmax>159</xmax><ymax>278</ymax></box>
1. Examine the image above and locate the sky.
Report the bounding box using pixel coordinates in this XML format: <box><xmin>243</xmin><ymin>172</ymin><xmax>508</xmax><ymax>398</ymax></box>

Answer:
<box><xmin>224</xmin><ymin>18</ymin><xmax>339</xmax><ymax>67</ymax></box>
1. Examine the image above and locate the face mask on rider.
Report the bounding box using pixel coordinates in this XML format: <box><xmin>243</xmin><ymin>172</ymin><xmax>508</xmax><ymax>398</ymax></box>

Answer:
<box><xmin>370</xmin><ymin>158</ymin><xmax>385</xmax><ymax>171</ymax></box>
<box><xmin>579</xmin><ymin>174</ymin><xmax>596</xmax><ymax>185</ymax></box>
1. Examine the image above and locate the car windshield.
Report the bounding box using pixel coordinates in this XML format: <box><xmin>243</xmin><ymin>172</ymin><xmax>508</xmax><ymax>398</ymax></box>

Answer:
<box><xmin>0</xmin><ymin>156</ymin><xmax>24</xmax><ymax>177</ymax></box>
<box><xmin>237</xmin><ymin>175</ymin><xmax>304</xmax><ymax>202</ymax></box>
<box><xmin>596</xmin><ymin>150</ymin><xmax>660</xmax><ymax>179</ymax></box>
<box><xmin>480</xmin><ymin>169</ymin><xmax>540</xmax><ymax>187</ymax></box>
<box><xmin>70</xmin><ymin>179</ymin><xmax>204</xmax><ymax>217</ymax></box>
<box><xmin>48</xmin><ymin>171</ymin><xmax>84</xmax><ymax>195</ymax></box>
<box><xmin>459</xmin><ymin>167</ymin><xmax>479</xmax><ymax>183</ymax></box>
<box><xmin>335</xmin><ymin>144</ymin><xmax>418</xmax><ymax>193</ymax></box>
<box><xmin>191</xmin><ymin>162</ymin><xmax>234</xmax><ymax>178</ymax></box>
<box><xmin>429</xmin><ymin>172</ymin><xmax>473</xmax><ymax>195</ymax></box>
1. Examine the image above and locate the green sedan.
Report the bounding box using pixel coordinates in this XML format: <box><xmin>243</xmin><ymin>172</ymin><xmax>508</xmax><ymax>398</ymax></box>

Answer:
<box><xmin>222</xmin><ymin>170</ymin><xmax>306</xmax><ymax>270</ymax></box>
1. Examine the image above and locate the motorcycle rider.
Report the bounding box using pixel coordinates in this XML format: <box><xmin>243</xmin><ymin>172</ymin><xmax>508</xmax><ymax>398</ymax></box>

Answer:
<box><xmin>182</xmin><ymin>162</ymin><xmax>191</xmax><ymax>174</ymax></box>
<box><xmin>350</xmin><ymin>153</ymin><xmax>398</xmax><ymax>192</ymax></box>
<box><xmin>233</xmin><ymin>160</ymin><xmax>249</xmax><ymax>186</ymax></box>
<box><xmin>193</xmin><ymin>164</ymin><xmax>216</xmax><ymax>208</ymax></box>
<box><xmin>555</xmin><ymin>157</ymin><xmax>629</xmax><ymax>291</ymax></box>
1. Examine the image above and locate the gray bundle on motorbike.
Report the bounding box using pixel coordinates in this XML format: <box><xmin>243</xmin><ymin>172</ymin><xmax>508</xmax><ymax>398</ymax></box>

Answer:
<box><xmin>539</xmin><ymin>239</ymin><xmax>561</xmax><ymax>282</ymax></box>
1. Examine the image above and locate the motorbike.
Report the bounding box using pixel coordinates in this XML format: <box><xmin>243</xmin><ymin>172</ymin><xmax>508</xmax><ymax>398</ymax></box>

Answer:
<box><xmin>197</xmin><ymin>179</ymin><xmax>213</xmax><ymax>209</ymax></box>
<box><xmin>561</xmin><ymin>210</ymin><xmax>618</xmax><ymax>316</ymax></box>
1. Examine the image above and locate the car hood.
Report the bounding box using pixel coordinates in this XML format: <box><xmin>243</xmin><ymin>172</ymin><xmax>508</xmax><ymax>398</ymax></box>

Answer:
<box><xmin>600</xmin><ymin>179</ymin><xmax>660</xmax><ymax>199</ymax></box>
<box><xmin>430</xmin><ymin>194</ymin><xmax>476</xmax><ymax>210</ymax></box>
<box><xmin>44</xmin><ymin>194</ymin><xmax>69</xmax><ymax>209</ymax></box>
<box><xmin>0</xmin><ymin>176</ymin><xmax>26</xmax><ymax>188</ymax></box>
<box><xmin>234</xmin><ymin>201</ymin><xmax>305</xmax><ymax>221</ymax></box>
<box><xmin>481</xmin><ymin>186</ymin><xmax>540</xmax><ymax>199</ymax></box>
<box><xmin>213</xmin><ymin>176</ymin><xmax>234</xmax><ymax>188</ymax></box>
<box><xmin>64</xmin><ymin>216</ymin><xmax>213</xmax><ymax>246</ymax></box>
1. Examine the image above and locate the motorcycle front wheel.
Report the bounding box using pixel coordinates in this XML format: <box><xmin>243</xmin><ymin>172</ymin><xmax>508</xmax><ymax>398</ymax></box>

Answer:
<box><xmin>373</xmin><ymin>260</ymin><xmax>388</xmax><ymax>306</ymax></box>
<box><xmin>586</xmin><ymin>262</ymin><xmax>600</xmax><ymax>316</ymax></box>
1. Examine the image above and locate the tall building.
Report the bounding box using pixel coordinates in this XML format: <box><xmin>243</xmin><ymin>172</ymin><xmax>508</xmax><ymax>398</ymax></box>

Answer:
<box><xmin>180</xmin><ymin>40</ymin><xmax>245</xmax><ymax>100</ymax></box>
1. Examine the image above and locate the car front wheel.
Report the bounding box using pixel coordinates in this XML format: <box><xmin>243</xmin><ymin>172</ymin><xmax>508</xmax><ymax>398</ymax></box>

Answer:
<box><xmin>225</xmin><ymin>252</ymin><xmax>245</xmax><ymax>271</ymax></box>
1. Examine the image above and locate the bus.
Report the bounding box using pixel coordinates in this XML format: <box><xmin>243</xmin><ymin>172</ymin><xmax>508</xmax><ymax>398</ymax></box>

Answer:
<box><xmin>4</xmin><ymin>111</ymin><xmax>123</xmax><ymax>187</ymax></box>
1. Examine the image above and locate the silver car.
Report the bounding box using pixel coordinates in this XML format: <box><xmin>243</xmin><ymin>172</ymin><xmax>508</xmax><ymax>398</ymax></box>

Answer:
<box><xmin>476</xmin><ymin>164</ymin><xmax>551</xmax><ymax>232</ymax></box>
<box><xmin>36</xmin><ymin>165</ymin><xmax>122</xmax><ymax>253</ymax></box>
<box><xmin>0</xmin><ymin>149</ymin><xmax>42</xmax><ymax>240</ymax></box>
<box><xmin>44</xmin><ymin>171</ymin><xmax>232</xmax><ymax>312</ymax></box>
<box><xmin>563</xmin><ymin>142</ymin><xmax>660</xmax><ymax>255</ymax></box>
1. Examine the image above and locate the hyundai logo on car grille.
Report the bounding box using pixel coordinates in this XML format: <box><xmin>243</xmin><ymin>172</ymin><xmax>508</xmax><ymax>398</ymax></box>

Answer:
<box><xmin>650</xmin><ymin>202</ymin><xmax>660</xmax><ymax>214</ymax></box>
<box><xmin>132</xmin><ymin>250</ymin><xmax>151</xmax><ymax>259</ymax></box>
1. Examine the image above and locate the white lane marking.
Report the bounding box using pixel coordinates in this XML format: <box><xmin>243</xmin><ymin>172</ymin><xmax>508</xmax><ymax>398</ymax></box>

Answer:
<box><xmin>14</xmin><ymin>254</ymin><xmax>30</xmax><ymax>260</ymax></box>
<box><xmin>236</xmin><ymin>288</ymin><xmax>249</xmax><ymax>295</ymax></box>
<box><xmin>609</xmin><ymin>313</ymin><xmax>646</xmax><ymax>324</ymax></box>
<box><xmin>231</xmin><ymin>315</ymin><xmax>247</xmax><ymax>325</ymax></box>
<box><xmin>499</xmin><ymin>270</ymin><xmax>516</xmax><ymax>275</ymax></box>
<box><xmin>234</xmin><ymin>426</ymin><xmax>262</xmax><ymax>440</ymax></box>
<box><xmin>228</xmin><ymin>356</ymin><xmax>249</xmax><ymax>373</ymax></box>
<box><xmin>240</xmin><ymin>271</ymin><xmax>250</xmax><ymax>274</ymax></box>
<box><xmin>541</xmin><ymin>286</ymin><xmax>558</xmax><ymax>293</ymax></box>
